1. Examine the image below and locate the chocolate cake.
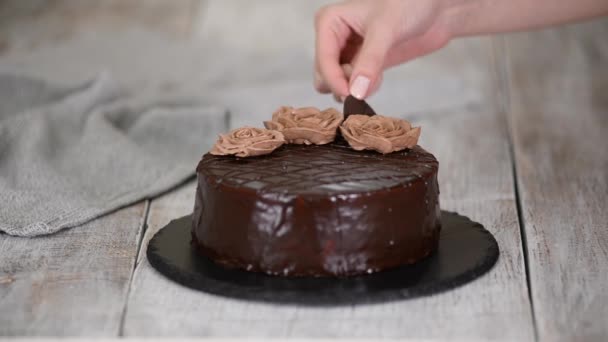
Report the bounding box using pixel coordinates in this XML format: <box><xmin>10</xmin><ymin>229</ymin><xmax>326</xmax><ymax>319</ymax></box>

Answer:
<box><xmin>191</xmin><ymin>140</ymin><xmax>441</xmax><ymax>277</ymax></box>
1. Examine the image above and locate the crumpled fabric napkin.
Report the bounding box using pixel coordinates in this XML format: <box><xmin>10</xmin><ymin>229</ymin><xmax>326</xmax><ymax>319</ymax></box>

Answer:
<box><xmin>0</xmin><ymin>73</ymin><xmax>227</xmax><ymax>236</ymax></box>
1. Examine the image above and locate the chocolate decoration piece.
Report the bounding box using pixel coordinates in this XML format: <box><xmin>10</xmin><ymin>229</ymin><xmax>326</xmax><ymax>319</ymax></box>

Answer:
<box><xmin>192</xmin><ymin>141</ymin><xmax>441</xmax><ymax>277</ymax></box>
<box><xmin>343</xmin><ymin>95</ymin><xmax>376</xmax><ymax>118</ymax></box>
<box><xmin>148</xmin><ymin>211</ymin><xmax>499</xmax><ymax>305</ymax></box>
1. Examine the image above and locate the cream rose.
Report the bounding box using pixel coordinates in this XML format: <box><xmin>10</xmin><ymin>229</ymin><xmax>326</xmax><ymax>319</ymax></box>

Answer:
<box><xmin>264</xmin><ymin>106</ymin><xmax>343</xmax><ymax>145</ymax></box>
<box><xmin>209</xmin><ymin>127</ymin><xmax>285</xmax><ymax>157</ymax></box>
<box><xmin>339</xmin><ymin>115</ymin><xmax>421</xmax><ymax>154</ymax></box>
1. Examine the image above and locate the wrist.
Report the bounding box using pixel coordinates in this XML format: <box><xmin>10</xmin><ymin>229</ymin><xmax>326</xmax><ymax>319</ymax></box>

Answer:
<box><xmin>439</xmin><ymin>0</ymin><xmax>484</xmax><ymax>38</ymax></box>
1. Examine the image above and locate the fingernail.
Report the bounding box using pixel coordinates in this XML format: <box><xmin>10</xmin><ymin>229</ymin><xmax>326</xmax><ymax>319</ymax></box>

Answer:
<box><xmin>350</xmin><ymin>76</ymin><xmax>370</xmax><ymax>100</ymax></box>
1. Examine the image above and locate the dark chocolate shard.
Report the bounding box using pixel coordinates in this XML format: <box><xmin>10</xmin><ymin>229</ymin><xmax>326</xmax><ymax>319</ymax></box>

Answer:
<box><xmin>343</xmin><ymin>95</ymin><xmax>376</xmax><ymax>118</ymax></box>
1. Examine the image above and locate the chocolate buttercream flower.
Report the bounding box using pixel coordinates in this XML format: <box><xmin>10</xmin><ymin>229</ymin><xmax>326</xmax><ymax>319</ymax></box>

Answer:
<box><xmin>264</xmin><ymin>106</ymin><xmax>343</xmax><ymax>145</ymax></box>
<box><xmin>209</xmin><ymin>127</ymin><xmax>285</xmax><ymax>157</ymax></box>
<box><xmin>339</xmin><ymin>115</ymin><xmax>421</xmax><ymax>154</ymax></box>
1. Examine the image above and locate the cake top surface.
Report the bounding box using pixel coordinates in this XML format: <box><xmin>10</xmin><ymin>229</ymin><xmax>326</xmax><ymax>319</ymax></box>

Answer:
<box><xmin>198</xmin><ymin>141</ymin><xmax>437</xmax><ymax>196</ymax></box>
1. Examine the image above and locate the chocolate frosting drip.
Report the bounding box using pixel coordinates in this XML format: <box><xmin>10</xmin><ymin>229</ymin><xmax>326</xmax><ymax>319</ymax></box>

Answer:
<box><xmin>193</xmin><ymin>142</ymin><xmax>441</xmax><ymax>277</ymax></box>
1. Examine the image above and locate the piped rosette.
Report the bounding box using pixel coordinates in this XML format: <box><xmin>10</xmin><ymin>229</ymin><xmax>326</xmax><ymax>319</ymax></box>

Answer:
<box><xmin>208</xmin><ymin>105</ymin><xmax>421</xmax><ymax>157</ymax></box>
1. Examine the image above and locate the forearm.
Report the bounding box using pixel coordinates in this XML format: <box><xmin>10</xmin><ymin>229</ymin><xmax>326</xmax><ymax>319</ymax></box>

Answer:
<box><xmin>444</xmin><ymin>0</ymin><xmax>608</xmax><ymax>37</ymax></box>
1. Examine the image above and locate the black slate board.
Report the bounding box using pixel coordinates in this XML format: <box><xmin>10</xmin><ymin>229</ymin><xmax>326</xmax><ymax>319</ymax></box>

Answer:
<box><xmin>147</xmin><ymin>211</ymin><xmax>499</xmax><ymax>306</ymax></box>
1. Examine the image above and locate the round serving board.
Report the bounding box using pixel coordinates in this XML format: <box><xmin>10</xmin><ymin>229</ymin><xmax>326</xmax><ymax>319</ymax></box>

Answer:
<box><xmin>147</xmin><ymin>211</ymin><xmax>498</xmax><ymax>306</ymax></box>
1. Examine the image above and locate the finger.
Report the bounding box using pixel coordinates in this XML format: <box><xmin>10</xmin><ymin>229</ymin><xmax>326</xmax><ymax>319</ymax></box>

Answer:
<box><xmin>367</xmin><ymin>72</ymin><xmax>383</xmax><ymax>98</ymax></box>
<box><xmin>340</xmin><ymin>35</ymin><xmax>363</xmax><ymax>64</ymax></box>
<box><xmin>349</xmin><ymin>23</ymin><xmax>395</xmax><ymax>99</ymax></box>
<box><xmin>314</xmin><ymin>68</ymin><xmax>332</xmax><ymax>94</ymax></box>
<box><xmin>342</xmin><ymin>57</ymin><xmax>384</xmax><ymax>97</ymax></box>
<box><xmin>314</xmin><ymin>6</ymin><xmax>351</xmax><ymax>97</ymax></box>
<box><xmin>332</xmin><ymin>64</ymin><xmax>352</xmax><ymax>102</ymax></box>
<box><xmin>333</xmin><ymin>93</ymin><xmax>343</xmax><ymax>103</ymax></box>
<box><xmin>342</xmin><ymin>63</ymin><xmax>353</xmax><ymax>79</ymax></box>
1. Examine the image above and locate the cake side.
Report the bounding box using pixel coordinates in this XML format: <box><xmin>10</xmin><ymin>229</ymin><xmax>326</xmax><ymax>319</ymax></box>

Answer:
<box><xmin>192</xmin><ymin>143</ymin><xmax>441</xmax><ymax>277</ymax></box>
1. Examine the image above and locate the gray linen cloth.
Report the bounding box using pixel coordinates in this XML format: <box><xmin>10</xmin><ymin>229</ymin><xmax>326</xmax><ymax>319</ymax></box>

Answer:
<box><xmin>0</xmin><ymin>73</ymin><xmax>227</xmax><ymax>236</ymax></box>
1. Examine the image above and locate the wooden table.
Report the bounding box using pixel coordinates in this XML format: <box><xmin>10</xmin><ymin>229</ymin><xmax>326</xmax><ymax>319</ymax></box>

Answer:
<box><xmin>0</xmin><ymin>1</ymin><xmax>606</xmax><ymax>340</ymax></box>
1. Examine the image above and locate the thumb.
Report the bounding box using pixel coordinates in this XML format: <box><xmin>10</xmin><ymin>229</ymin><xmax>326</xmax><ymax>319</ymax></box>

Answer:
<box><xmin>350</xmin><ymin>24</ymin><xmax>394</xmax><ymax>99</ymax></box>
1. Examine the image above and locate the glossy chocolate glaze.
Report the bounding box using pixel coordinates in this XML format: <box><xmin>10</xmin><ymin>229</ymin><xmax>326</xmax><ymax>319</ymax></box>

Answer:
<box><xmin>192</xmin><ymin>141</ymin><xmax>441</xmax><ymax>277</ymax></box>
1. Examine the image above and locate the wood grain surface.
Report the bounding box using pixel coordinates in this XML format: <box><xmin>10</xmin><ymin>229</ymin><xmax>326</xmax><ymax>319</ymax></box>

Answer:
<box><xmin>0</xmin><ymin>202</ymin><xmax>147</xmax><ymax>336</ymax></box>
<box><xmin>505</xmin><ymin>21</ymin><xmax>608</xmax><ymax>341</ymax></box>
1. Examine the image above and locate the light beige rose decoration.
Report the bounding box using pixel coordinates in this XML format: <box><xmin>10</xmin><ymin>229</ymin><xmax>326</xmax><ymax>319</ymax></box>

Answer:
<box><xmin>209</xmin><ymin>127</ymin><xmax>285</xmax><ymax>157</ymax></box>
<box><xmin>264</xmin><ymin>106</ymin><xmax>343</xmax><ymax>145</ymax></box>
<box><xmin>339</xmin><ymin>114</ymin><xmax>421</xmax><ymax>154</ymax></box>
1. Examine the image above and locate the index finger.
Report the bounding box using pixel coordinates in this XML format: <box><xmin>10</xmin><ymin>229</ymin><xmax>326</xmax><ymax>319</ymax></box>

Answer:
<box><xmin>314</xmin><ymin>6</ymin><xmax>350</xmax><ymax>97</ymax></box>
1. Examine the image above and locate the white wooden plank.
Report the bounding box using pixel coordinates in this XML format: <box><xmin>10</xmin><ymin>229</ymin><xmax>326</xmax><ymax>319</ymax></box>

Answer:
<box><xmin>506</xmin><ymin>20</ymin><xmax>608</xmax><ymax>341</ymax></box>
<box><xmin>0</xmin><ymin>202</ymin><xmax>147</xmax><ymax>336</ymax></box>
<box><xmin>0</xmin><ymin>0</ymin><xmax>198</xmax><ymax>49</ymax></box>
<box><xmin>0</xmin><ymin>1</ymin><xmax>197</xmax><ymax>336</ymax></box>
<box><xmin>0</xmin><ymin>0</ymin><xmax>204</xmax><ymax>88</ymax></box>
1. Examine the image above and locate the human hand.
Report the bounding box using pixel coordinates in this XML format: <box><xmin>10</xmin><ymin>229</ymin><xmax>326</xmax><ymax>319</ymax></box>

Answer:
<box><xmin>314</xmin><ymin>0</ymin><xmax>454</xmax><ymax>100</ymax></box>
